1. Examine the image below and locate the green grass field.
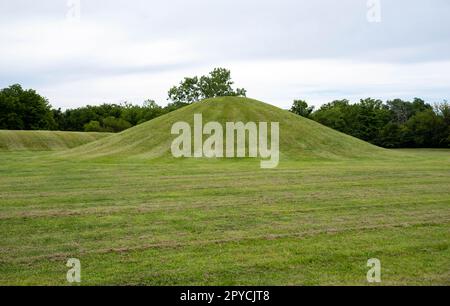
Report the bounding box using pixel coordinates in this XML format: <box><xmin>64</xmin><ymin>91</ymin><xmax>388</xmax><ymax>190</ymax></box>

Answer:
<box><xmin>0</xmin><ymin>98</ymin><xmax>449</xmax><ymax>285</ymax></box>
<box><xmin>0</xmin><ymin>130</ymin><xmax>112</xmax><ymax>151</ymax></box>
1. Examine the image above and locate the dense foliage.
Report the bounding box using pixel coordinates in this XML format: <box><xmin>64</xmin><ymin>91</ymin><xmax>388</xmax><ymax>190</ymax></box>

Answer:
<box><xmin>52</xmin><ymin>100</ymin><xmax>165</xmax><ymax>132</ymax></box>
<box><xmin>291</xmin><ymin>98</ymin><xmax>450</xmax><ymax>148</ymax></box>
<box><xmin>0</xmin><ymin>68</ymin><xmax>248</xmax><ymax>133</ymax></box>
<box><xmin>168</xmin><ymin>68</ymin><xmax>247</xmax><ymax>104</ymax></box>
<box><xmin>0</xmin><ymin>84</ymin><xmax>56</xmax><ymax>130</ymax></box>
<box><xmin>290</xmin><ymin>100</ymin><xmax>314</xmax><ymax>118</ymax></box>
<box><xmin>1</xmin><ymin>73</ymin><xmax>449</xmax><ymax>148</ymax></box>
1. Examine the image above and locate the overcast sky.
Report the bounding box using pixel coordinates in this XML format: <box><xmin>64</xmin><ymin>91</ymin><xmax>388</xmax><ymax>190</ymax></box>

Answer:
<box><xmin>1</xmin><ymin>0</ymin><xmax>450</xmax><ymax>109</ymax></box>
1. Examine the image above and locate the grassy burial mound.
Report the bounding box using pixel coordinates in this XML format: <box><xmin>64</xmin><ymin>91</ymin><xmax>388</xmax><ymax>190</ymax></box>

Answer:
<box><xmin>61</xmin><ymin>97</ymin><xmax>389</xmax><ymax>161</ymax></box>
<box><xmin>0</xmin><ymin>98</ymin><xmax>448</xmax><ymax>285</ymax></box>
<box><xmin>0</xmin><ymin>130</ymin><xmax>112</xmax><ymax>151</ymax></box>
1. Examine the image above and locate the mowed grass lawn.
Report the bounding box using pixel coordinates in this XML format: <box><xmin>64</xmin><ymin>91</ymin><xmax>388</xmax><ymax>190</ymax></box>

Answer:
<box><xmin>0</xmin><ymin>150</ymin><xmax>449</xmax><ymax>285</ymax></box>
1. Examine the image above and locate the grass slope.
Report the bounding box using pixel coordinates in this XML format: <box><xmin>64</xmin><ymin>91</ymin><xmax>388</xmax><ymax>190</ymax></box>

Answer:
<box><xmin>61</xmin><ymin>97</ymin><xmax>390</xmax><ymax>160</ymax></box>
<box><xmin>0</xmin><ymin>150</ymin><xmax>449</xmax><ymax>285</ymax></box>
<box><xmin>0</xmin><ymin>98</ymin><xmax>448</xmax><ymax>285</ymax></box>
<box><xmin>0</xmin><ymin>130</ymin><xmax>112</xmax><ymax>151</ymax></box>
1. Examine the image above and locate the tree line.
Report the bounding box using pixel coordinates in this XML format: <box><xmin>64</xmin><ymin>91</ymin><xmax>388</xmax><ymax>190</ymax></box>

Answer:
<box><xmin>290</xmin><ymin>98</ymin><xmax>450</xmax><ymax>148</ymax></box>
<box><xmin>1</xmin><ymin>67</ymin><xmax>448</xmax><ymax>148</ymax></box>
<box><xmin>0</xmin><ymin>84</ymin><xmax>169</xmax><ymax>133</ymax></box>
<box><xmin>0</xmin><ymin>68</ymin><xmax>245</xmax><ymax>133</ymax></box>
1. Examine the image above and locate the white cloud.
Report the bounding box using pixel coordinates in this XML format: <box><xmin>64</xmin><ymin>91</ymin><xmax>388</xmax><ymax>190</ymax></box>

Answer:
<box><xmin>0</xmin><ymin>19</ymin><xmax>197</xmax><ymax>80</ymax></box>
<box><xmin>38</xmin><ymin>59</ymin><xmax>450</xmax><ymax>109</ymax></box>
<box><xmin>1</xmin><ymin>0</ymin><xmax>449</xmax><ymax>109</ymax></box>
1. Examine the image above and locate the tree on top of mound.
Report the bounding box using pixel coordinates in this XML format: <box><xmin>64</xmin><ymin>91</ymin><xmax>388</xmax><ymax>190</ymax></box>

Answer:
<box><xmin>167</xmin><ymin>68</ymin><xmax>247</xmax><ymax>105</ymax></box>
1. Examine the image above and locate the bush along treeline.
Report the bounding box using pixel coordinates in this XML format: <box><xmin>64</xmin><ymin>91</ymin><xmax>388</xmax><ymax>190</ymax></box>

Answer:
<box><xmin>290</xmin><ymin>98</ymin><xmax>450</xmax><ymax>148</ymax></box>
<box><xmin>0</xmin><ymin>85</ymin><xmax>170</xmax><ymax>133</ymax></box>
<box><xmin>0</xmin><ymin>68</ymin><xmax>246</xmax><ymax>133</ymax></box>
<box><xmin>52</xmin><ymin>100</ymin><xmax>166</xmax><ymax>133</ymax></box>
<box><xmin>0</xmin><ymin>84</ymin><xmax>57</xmax><ymax>130</ymax></box>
